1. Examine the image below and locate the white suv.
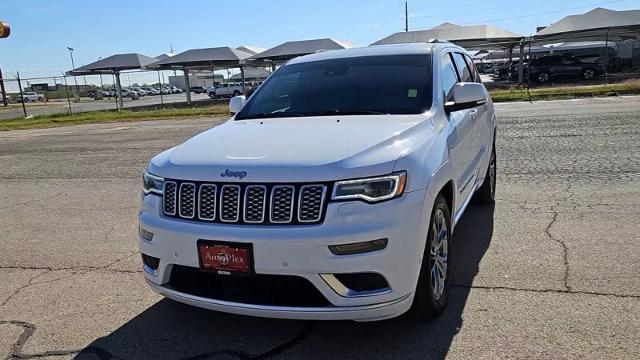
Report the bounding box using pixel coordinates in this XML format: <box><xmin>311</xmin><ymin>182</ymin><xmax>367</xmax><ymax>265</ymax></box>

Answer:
<box><xmin>208</xmin><ymin>83</ymin><xmax>244</xmax><ymax>99</ymax></box>
<box><xmin>139</xmin><ymin>43</ymin><xmax>497</xmax><ymax>322</ymax></box>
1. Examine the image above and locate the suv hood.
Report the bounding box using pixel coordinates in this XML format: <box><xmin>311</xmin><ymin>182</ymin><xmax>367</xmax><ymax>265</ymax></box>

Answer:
<box><xmin>149</xmin><ymin>115</ymin><xmax>430</xmax><ymax>182</ymax></box>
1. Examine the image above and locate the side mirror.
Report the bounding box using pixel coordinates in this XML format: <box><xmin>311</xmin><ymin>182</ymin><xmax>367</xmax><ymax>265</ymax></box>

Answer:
<box><xmin>229</xmin><ymin>95</ymin><xmax>246</xmax><ymax>114</ymax></box>
<box><xmin>444</xmin><ymin>82</ymin><xmax>487</xmax><ymax>113</ymax></box>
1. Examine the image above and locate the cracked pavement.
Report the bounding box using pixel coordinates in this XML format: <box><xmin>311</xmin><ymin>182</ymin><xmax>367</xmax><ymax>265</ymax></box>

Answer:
<box><xmin>1</xmin><ymin>96</ymin><xmax>639</xmax><ymax>359</ymax></box>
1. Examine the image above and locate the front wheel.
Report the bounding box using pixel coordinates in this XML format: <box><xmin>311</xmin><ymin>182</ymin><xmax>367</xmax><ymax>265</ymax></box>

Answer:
<box><xmin>537</xmin><ymin>72</ymin><xmax>550</xmax><ymax>83</ymax></box>
<box><xmin>410</xmin><ymin>194</ymin><xmax>451</xmax><ymax>319</ymax></box>
<box><xmin>582</xmin><ymin>69</ymin><xmax>595</xmax><ymax>80</ymax></box>
<box><xmin>476</xmin><ymin>145</ymin><xmax>496</xmax><ymax>204</ymax></box>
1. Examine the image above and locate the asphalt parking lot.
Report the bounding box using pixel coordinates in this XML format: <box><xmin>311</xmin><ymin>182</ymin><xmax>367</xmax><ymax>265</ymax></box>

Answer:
<box><xmin>1</xmin><ymin>96</ymin><xmax>639</xmax><ymax>359</ymax></box>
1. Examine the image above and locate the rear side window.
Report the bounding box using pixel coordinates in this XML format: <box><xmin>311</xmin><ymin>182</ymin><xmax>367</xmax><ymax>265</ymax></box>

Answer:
<box><xmin>464</xmin><ymin>54</ymin><xmax>482</xmax><ymax>83</ymax></box>
<box><xmin>452</xmin><ymin>53</ymin><xmax>473</xmax><ymax>82</ymax></box>
<box><xmin>442</xmin><ymin>53</ymin><xmax>459</xmax><ymax>102</ymax></box>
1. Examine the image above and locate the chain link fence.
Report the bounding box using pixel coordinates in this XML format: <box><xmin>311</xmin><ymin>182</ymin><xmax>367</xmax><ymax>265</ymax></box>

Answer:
<box><xmin>0</xmin><ymin>70</ymin><xmax>195</xmax><ymax>120</ymax></box>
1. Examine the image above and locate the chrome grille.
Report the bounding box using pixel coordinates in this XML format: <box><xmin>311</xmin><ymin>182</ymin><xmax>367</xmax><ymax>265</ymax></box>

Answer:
<box><xmin>220</xmin><ymin>185</ymin><xmax>241</xmax><ymax>222</ymax></box>
<box><xmin>178</xmin><ymin>183</ymin><xmax>196</xmax><ymax>218</ymax></box>
<box><xmin>244</xmin><ymin>185</ymin><xmax>267</xmax><ymax>223</ymax></box>
<box><xmin>298</xmin><ymin>185</ymin><xmax>326</xmax><ymax>222</ymax></box>
<box><xmin>270</xmin><ymin>186</ymin><xmax>295</xmax><ymax>223</ymax></box>
<box><xmin>162</xmin><ymin>181</ymin><xmax>327</xmax><ymax>225</ymax></box>
<box><xmin>198</xmin><ymin>184</ymin><xmax>217</xmax><ymax>220</ymax></box>
<box><xmin>163</xmin><ymin>181</ymin><xmax>177</xmax><ymax>215</ymax></box>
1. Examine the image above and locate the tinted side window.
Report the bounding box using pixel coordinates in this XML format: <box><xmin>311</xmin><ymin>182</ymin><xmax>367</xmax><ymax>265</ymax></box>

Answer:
<box><xmin>464</xmin><ymin>54</ymin><xmax>482</xmax><ymax>83</ymax></box>
<box><xmin>442</xmin><ymin>53</ymin><xmax>459</xmax><ymax>102</ymax></box>
<box><xmin>452</xmin><ymin>53</ymin><xmax>473</xmax><ymax>82</ymax></box>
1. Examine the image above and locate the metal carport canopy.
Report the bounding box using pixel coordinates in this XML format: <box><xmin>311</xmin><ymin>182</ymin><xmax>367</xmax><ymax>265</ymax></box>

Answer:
<box><xmin>148</xmin><ymin>46</ymin><xmax>255</xmax><ymax>103</ymax></box>
<box><xmin>66</xmin><ymin>53</ymin><xmax>157</xmax><ymax>110</ymax></box>
<box><xmin>533</xmin><ymin>7</ymin><xmax>640</xmax><ymax>43</ymax></box>
<box><xmin>249</xmin><ymin>38</ymin><xmax>351</xmax><ymax>66</ymax></box>
<box><xmin>370</xmin><ymin>22</ymin><xmax>524</xmax><ymax>50</ymax></box>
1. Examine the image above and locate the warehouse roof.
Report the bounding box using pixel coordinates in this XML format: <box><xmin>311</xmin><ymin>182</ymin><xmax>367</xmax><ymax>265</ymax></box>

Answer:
<box><xmin>371</xmin><ymin>23</ymin><xmax>523</xmax><ymax>49</ymax></box>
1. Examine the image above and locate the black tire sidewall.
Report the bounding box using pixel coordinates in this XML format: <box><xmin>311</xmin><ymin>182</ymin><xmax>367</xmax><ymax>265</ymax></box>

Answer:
<box><xmin>411</xmin><ymin>194</ymin><xmax>452</xmax><ymax>318</ymax></box>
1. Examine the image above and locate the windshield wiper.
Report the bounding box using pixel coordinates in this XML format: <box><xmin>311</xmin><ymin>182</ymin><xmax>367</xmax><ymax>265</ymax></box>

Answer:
<box><xmin>237</xmin><ymin>112</ymin><xmax>305</xmax><ymax>120</ymax></box>
<box><xmin>319</xmin><ymin>109</ymin><xmax>389</xmax><ymax>116</ymax></box>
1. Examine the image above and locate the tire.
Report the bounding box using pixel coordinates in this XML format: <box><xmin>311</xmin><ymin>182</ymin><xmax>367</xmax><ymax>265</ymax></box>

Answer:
<box><xmin>537</xmin><ymin>72</ymin><xmax>550</xmax><ymax>83</ymax></box>
<box><xmin>582</xmin><ymin>69</ymin><xmax>595</xmax><ymax>81</ymax></box>
<box><xmin>233</xmin><ymin>90</ymin><xmax>241</xmax><ymax>97</ymax></box>
<box><xmin>410</xmin><ymin>194</ymin><xmax>452</xmax><ymax>319</ymax></box>
<box><xmin>476</xmin><ymin>143</ymin><xmax>496</xmax><ymax>204</ymax></box>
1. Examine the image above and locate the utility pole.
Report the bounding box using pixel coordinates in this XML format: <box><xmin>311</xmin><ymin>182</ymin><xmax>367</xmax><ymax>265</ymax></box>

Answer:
<box><xmin>67</xmin><ymin>47</ymin><xmax>80</xmax><ymax>101</ymax></box>
<box><xmin>404</xmin><ymin>1</ymin><xmax>409</xmax><ymax>32</ymax></box>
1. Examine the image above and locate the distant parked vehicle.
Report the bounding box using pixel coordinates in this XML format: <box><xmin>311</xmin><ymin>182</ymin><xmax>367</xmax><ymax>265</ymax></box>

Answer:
<box><xmin>144</xmin><ymin>87</ymin><xmax>161</xmax><ymax>95</ymax></box>
<box><xmin>18</xmin><ymin>92</ymin><xmax>44</xmax><ymax>102</ymax></box>
<box><xmin>190</xmin><ymin>86</ymin><xmax>207</xmax><ymax>94</ymax></box>
<box><xmin>521</xmin><ymin>55</ymin><xmax>604</xmax><ymax>83</ymax></box>
<box><xmin>132</xmin><ymin>87</ymin><xmax>147</xmax><ymax>96</ymax></box>
<box><xmin>160</xmin><ymin>87</ymin><xmax>171</xmax><ymax>95</ymax></box>
<box><xmin>171</xmin><ymin>86</ymin><xmax>183</xmax><ymax>94</ymax></box>
<box><xmin>120</xmin><ymin>89</ymin><xmax>140</xmax><ymax>100</ymax></box>
<box><xmin>208</xmin><ymin>83</ymin><xmax>243</xmax><ymax>99</ymax></box>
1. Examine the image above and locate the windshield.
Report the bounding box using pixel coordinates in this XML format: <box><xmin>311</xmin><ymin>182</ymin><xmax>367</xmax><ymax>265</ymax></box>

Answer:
<box><xmin>235</xmin><ymin>54</ymin><xmax>432</xmax><ymax>120</ymax></box>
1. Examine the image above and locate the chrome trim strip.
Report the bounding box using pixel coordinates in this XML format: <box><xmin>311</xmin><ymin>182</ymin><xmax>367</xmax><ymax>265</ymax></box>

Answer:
<box><xmin>146</xmin><ymin>278</ymin><xmax>410</xmax><ymax>313</ymax></box>
<box><xmin>320</xmin><ymin>274</ymin><xmax>392</xmax><ymax>298</ymax></box>
<box><xmin>178</xmin><ymin>182</ymin><xmax>196</xmax><ymax>219</ymax></box>
<box><xmin>243</xmin><ymin>185</ymin><xmax>267</xmax><ymax>223</ymax></box>
<box><xmin>163</xmin><ymin>181</ymin><xmax>177</xmax><ymax>216</ymax></box>
<box><xmin>197</xmin><ymin>184</ymin><xmax>217</xmax><ymax>221</ymax></box>
<box><xmin>270</xmin><ymin>185</ymin><xmax>295</xmax><ymax>223</ymax></box>
<box><xmin>297</xmin><ymin>185</ymin><xmax>327</xmax><ymax>223</ymax></box>
<box><xmin>219</xmin><ymin>184</ymin><xmax>241</xmax><ymax>222</ymax></box>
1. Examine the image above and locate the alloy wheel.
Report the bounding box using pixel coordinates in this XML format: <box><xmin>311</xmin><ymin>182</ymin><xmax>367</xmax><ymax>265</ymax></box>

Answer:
<box><xmin>429</xmin><ymin>208</ymin><xmax>449</xmax><ymax>300</ymax></box>
<box><xmin>584</xmin><ymin>69</ymin><xmax>595</xmax><ymax>80</ymax></box>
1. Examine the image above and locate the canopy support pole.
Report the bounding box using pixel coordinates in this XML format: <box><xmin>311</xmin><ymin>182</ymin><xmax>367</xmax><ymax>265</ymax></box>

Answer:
<box><xmin>115</xmin><ymin>71</ymin><xmax>123</xmax><ymax>110</ymax></box>
<box><xmin>604</xmin><ymin>28</ymin><xmax>610</xmax><ymax>85</ymax></box>
<box><xmin>241</xmin><ymin>66</ymin><xmax>246</xmax><ymax>96</ymax></box>
<box><xmin>157</xmin><ymin>70</ymin><xmax>164</xmax><ymax>105</ymax></box>
<box><xmin>184</xmin><ymin>69</ymin><xmax>192</xmax><ymax>104</ymax></box>
<box><xmin>518</xmin><ymin>41</ymin><xmax>525</xmax><ymax>84</ymax></box>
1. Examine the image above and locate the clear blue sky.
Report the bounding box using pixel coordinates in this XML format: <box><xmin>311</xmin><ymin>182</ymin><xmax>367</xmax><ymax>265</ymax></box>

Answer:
<box><xmin>1</xmin><ymin>0</ymin><xmax>639</xmax><ymax>87</ymax></box>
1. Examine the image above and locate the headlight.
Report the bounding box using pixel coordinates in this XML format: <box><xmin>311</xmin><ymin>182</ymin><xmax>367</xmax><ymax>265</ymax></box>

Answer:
<box><xmin>142</xmin><ymin>170</ymin><xmax>164</xmax><ymax>195</ymax></box>
<box><xmin>332</xmin><ymin>172</ymin><xmax>407</xmax><ymax>203</ymax></box>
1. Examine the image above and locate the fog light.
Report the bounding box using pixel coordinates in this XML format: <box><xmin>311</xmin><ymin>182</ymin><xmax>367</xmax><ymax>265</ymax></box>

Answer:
<box><xmin>141</xmin><ymin>254</ymin><xmax>160</xmax><ymax>276</ymax></box>
<box><xmin>329</xmin><ymin>238</ymin><xmax>388</xmax><ymax>255</ymax></box>
<box><xmin>334</xmin><ymin>273</ymin><xmax>389</xmax><ymax>292</ymax></box>
<box><xmin>139</xmin><ymin>226</ymin><xmax>153</xmax><ymax>241</ymax></box>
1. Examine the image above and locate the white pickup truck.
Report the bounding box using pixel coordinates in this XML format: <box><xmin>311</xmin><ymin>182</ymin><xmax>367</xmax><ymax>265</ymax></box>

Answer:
<box><xmin>140</xmin><ymin>42</ymin><xmax>496</xmax><ymax>322</ymax></box>
<box><xmin>20</xmin><ymin>92</ymin><xmax>44</xmax><ymax>102</ymax></box>
<box><xmin>208</xmin><ymin>83</ymin><xmax>244</xmax><ymax>99</ymax></box>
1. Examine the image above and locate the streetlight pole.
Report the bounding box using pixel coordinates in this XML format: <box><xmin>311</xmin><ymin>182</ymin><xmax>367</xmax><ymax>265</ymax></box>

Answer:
<box><xmin>67</xmin><ymin>47</ymin><xmax>80</xmax><ymax>101</ymax></box>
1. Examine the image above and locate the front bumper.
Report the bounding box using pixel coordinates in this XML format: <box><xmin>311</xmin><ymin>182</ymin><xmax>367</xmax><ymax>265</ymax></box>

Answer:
<box><xmin>138</xmin><ymin>188</ymin><xmax>429</xmax><ymax>321</ymax></box>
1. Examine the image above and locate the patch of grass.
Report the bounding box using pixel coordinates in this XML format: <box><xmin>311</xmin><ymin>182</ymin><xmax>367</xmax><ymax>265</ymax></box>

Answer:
<box><xmin>490</xmin><ymin>80</ymin><xmax>640</xmax><ymax>102</ymax></box>
<box><xmin>0</xmin><ymin>105</ymin><xmax>229</xmax><ymax>131</ymax></box>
